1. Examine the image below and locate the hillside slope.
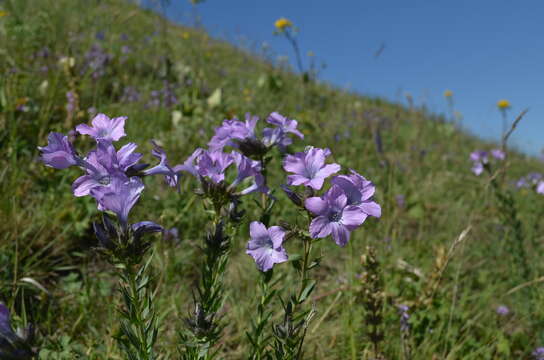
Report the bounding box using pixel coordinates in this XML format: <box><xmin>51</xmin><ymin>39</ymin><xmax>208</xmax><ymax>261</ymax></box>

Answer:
<box><xmin>1</xmin><ymin>0</ymin><xmax>544</xmax><ymax>358</ymax></box>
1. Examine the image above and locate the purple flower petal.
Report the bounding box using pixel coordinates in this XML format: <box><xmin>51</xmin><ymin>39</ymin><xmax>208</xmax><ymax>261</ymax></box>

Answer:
<box><xmin>359</xmin><ymin>201</ymin><xmax>382</xmax><ymax>218</ymax></box>
<box><xmin>305</xmin><ymin>197</ymin><xmax>328</xmax><ymax>215</ymax></box>
<box><xmin>330</xmin><ymin>222</ymin><xmax>351</xmax><ymax>247</ymax></box>
<box><xmin>38</xmin><ymin>132</ymin><xmax>78</xmax><ymax>169</ymax></box>
<box><xmin>76</xmin><ymin>113</ymin><xmax>127</xmax><ymax>142</ymax></box>
<box><xmin>91</xmin><ymin>177</ymin><xmax>144</xmax><ymax>225</ymax></box>
<box><xmin>341</xmin><ymin>205</ymin><xmax>367</xmax><ymax>229</ymax></box>
<box><xmin>247</xmin><ymin>221</ymin><xmax>288</xmax><ymax>272</ymax></box>
<box><xmin>309</xmin><ymin>216</ymin><xmax>333</xmax><ymax>238</ymax></box>
<box><xmin>282</xmin><ymin>147</ymin><xmax>340</xmax><ymax>190</ymax></box>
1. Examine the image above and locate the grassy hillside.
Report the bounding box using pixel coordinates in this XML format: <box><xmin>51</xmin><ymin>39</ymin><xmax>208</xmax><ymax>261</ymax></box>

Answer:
<box><xmin>1</xmin><ymin>0</ymin><xmax>544</xmax><ymax>358</ymax></box>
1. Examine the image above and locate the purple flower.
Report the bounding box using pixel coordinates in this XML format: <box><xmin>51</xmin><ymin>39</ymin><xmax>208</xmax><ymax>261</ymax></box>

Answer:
<box><xmin>83</xmin><ymin>43</ymin><xmax>111</xmax><ymax>79</ymax></box>
<box><xmin>38</xmin><ymin>132</ymin><xmax>79</xmax><ymax>169</ymax></box>
<box><xmin>76</xmin><ymin>113</ymin><xmax>127</xmax><ymax>142</ymax></box>
<box><xmin>173</xmin><ymin>148</ymin><xmax>204</xmax><ymax>177</ymax></box>
<box><xmin>517</xmin><ymin>173</ymin><xmax>542</xmax><ymax>188</ymax></box>
<box><xmin>66</xmin><ymin>91</ymin><xmax>77</xmax><ymax>116</ymax></box>
<box><xmin>305</xmin><ymin>185</ymin><xmax>368</xmax><ymax>247</ymax></box>
<box><xmin>91</xmin><ymin>177</ymin><xmax>144</xmax><ymax>226</ymax></box>
<box><xmin>262</xmin><ymin>126</ymin><xmax>286</xmax><ymax>147</ymax></box>
<box><xmin>230</xmin><ymin>152</ymin><xmax>268</xmax><ymax>195</ymax></box>
<box><xmin>397</xmin><ymin>304</ymin><xmax>410</xmax><ymax>333</ymax></box>
<box><xmin>196</xmin><ymin>150</ymin><xmax>234</xmax><ymax>184</ymax></box>
<box><xmin>72</xmin><ymin>140</ymin><xmax>141</xmax><ymax>197</ymax></box>
<box><xmin>163</xmin><ymin>227</ymin><xmax>180</xmax><ymax>243</ymax></box>
<box><xmin>495</xmin><ymin>305</ymin><xmax>510</xmax><ymax>316</ymax></box>
<box><xmin>208</xmin><ymin>114</ymin><xmax>258</xmax><ymax>151</ymax></box>
<box><xmin>537</xmin><ymin>181</ymin><xmax>544</xmax><ymax>195</ymax></box>
<box><xmin>120</xmin><ymin>86</ymin><xmax>140</xmax><ymax>103</ymax></box>
<box><xmin>0</xmin><ymin>304</ymin><xmax>34</xmax><ymax>359</ymax></box>
<box><xmin>395</xmin><ymin>194</ymin><xmax>406</xmax><ymax>208</ymax></box>
<box><xmin>143</xmin><ymin>141</ymin><xmax>180</xmax><ymax>187</ymax></box>
<box><xmin>533</xmin><ymin>347</ymin><xmax>544</xmax><ymax>360</ymax></box>
<box><xmin>491</xmin><ymin>148</ymin><xmax>505</xmax><ymax>160</ymax></box>
<box><xmin>246</xmin><ymin>221</ymin><xmax>288</xmax><ymax>272</ymax></box>
<box><xmin>283</xmin><ymin>147</ymin><xmax>341</xmax><ymax>190</ymax></box>
<box><xmin>266</xmin><ymin>112</ymin><xmax>303</xmax><ymax>139</ymax></box>
<box><xmin>470</xmin><ymin>150</ymin><xmax>488</xmax><ymax>176</ymax></box>
<box><xmin>331</xmin><ymin>169</ymin><xmax>382</xmax><ymax>218</ymax></box>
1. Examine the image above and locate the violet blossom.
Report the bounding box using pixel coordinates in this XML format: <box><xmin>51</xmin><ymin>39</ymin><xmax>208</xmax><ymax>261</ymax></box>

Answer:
<box><xmin>246</xmin><ymin>221</ymin><xmax>288</xmax><ymax>272</ymax></box>
<box><xmin>533</xmin><ymin>348</ymin><xmax>544</xmax><ymax>360</ymax></box>
<box><xmin>72</xmin><ymin>140</ymin><xmax>141</xmax><ymax>197</ymax></box>
<box><xmin>491</xmin><ymin>148</ymin><xmax>505</xmax><ymax>160</ymax></box>
<box><xmin>143</xmin><ymin>141</ymin><xmax>180</xmax><ymax>187</ymax></box>
<box><xmin>305</xmin><ymin>185</ymin><xmax>368</xmax><ymax>247</ymax></box>
<box><xmin>208</xmin><ymin>114</ymin><xmax>258</xmax><ymax>151</ymax></box>
<box><xmin>207</xmin><ymin>112</ymin><xmax>303</xmax><ymax>153</ymax></box>
<box><xmin>195</xmin><ymin>150</ymin><xmax>234</xmax><ymax>184</ymax></box>
<box><xmin>283</xmin><ymin>147</ymin><xmax>341</xmax><ymax>190</ymax></box>
<box><xmin>91</xmin><ymin>176</ymin><xmax>144</xmax><ymax>226</ymax></box>
<box><xmin>38</xmin><ymin>132</ymin><xmax>79</xmax><ymax>169</ymax></box>
<box><xmin>75</xmin><ymin>113</ymin><xmax>127</xmax><ymax>142</ymax></box>
<box><xmin>495</xmin><ymin>305</ymin><xmax>510</xmax><ymax>316</ymax></box>
<box><xmin>470</xmin><ymin>150</ymin><xmax>488</xmax><ymax>176</ymax></box>
<box><xmin>331</xmin><ymin>169</ymin><xmax>382</xmax><ymax>218</ymax></box>
<box><xmin>266</xmin><ymin>112</ymin><xmax>304</xmax><ymax>139</ymax></box>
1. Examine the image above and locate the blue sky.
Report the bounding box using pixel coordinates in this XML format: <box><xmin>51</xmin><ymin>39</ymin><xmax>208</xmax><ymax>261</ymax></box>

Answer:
<box><xmin>150</xmin><ymin>0</ymin><xmax>544</xmax><ymax>155</ymax></box>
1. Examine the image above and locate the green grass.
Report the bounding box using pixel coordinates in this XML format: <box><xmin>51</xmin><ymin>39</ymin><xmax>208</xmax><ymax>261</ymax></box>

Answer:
<box><xmin>1</xmin><ymin>0</ymin><xmax>544</xmax><ymax>358</ymax></box>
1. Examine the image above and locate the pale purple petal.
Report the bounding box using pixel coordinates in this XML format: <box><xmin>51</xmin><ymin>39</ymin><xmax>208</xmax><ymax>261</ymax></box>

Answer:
<box><xmin>537</xmin><ymin>181</ymin><xmax>544</xmax><ymax>195</ymax></box>
<box><xmin>305</xmin><ymin>197</ymin><xmax>328</xmax><ymax>215</ymax></box>
<box><xmin>76</xmin><ymin>113</ymin><xmax>127</xmax><ymax>141</ymax></box>
<box><xmin>359</xmin><ymin>201</ymin><xmax>381</xmax><ymax>218</ymax></box>
<box><xmin>117</xmin><ymin>142</ymin><xmax>142</xmax><ymax>170</ymax></box>
<box><xmin>309</xmin><ymin>216</ymin><xmax>333</xmax><ymax>238</ymax></box>
<box><xmin>38</xmin><ymin>132</ymin><xmax>78</xmax><ymax>169</ymax></box>
<box><xmin>72</xmin><ymin>175</ymin><xmax>100</xmax><ymax>197</ymax></box>
<box><xmin>330</xmin><ymin>223</ymin><xmax>351</xmax><ymax>247</ymax></box>
<box><xmin>91</xmin><ymin>177</ymin><xmax>144</xmax><ymax>225</ymax></box>
<box><xmin>341</xmin><ymin>205</ymin><xmax>367</xmax><ymax>229</ymax></box>
<box><xmin>250</xmin><ymin>221</ymin><xmax>269</xmax><ymax>241</ymax></box>
<box><xmin>268</xmin><ymin>226</ymin><xmax>286</xmax><ymax>248</ymax></box>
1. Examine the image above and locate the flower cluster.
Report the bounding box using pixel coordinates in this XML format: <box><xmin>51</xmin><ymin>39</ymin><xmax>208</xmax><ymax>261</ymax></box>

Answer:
<box><xmin>38</xmin><ymin>113</ymin><xmax>176</xmax><ymax>229</ymax></box>
<box><xmin>208</xmin><ymin>112</ymin><xmax>303</xmax><ymax>156</ymax></box>
<box><xmin>82</xmin><ymin>43</ymin><xmax>112</xmax><ymax>79</ymax></box>
<box><xmin>247</xmin><ymin>145</ymin><xmax>381</xmax><ymax>271</ymax></box>
<box><xmin>469</xmin><ymin>149</ymin><xmax>505</xmax><ymax>175</ymax></box>
<box><xmin>305</xmin><ymin>169</ymin><xmax>381</xmax><ymax>246</ymax></box>
<box><xmin>516</xmin><ymin>172</ymin><xmax>544</xmax><ymax>194</ymax></box>
<box><xmin>178</xmin><ymin>148</ymin><xmax>268</xmax><ymax>196</ymax></box>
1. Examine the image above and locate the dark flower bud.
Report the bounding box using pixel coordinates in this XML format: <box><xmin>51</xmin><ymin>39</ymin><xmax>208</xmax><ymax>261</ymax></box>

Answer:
<box><xmin>281</xmin><ymin>185</ymin><xmax>303</xmax><ymax>207</ymax></box>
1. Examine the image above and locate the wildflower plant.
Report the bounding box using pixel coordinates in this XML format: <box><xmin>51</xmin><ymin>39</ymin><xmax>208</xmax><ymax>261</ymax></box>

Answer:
<box><xmin>39</xmin><ymin>113</ymin><xmax>175</xmax><ymax>359</ymax></box>
<box><xmin>273</xmin><ymin>17</ymin><xmax>305</xmax><ymax>78</ymax></box>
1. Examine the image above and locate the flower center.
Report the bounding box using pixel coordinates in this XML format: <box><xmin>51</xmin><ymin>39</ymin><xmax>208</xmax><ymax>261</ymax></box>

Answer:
<box><xmin>98</xmin><ymin>175</ymin><xmax>111</xmax><ymax>185</ymax></box>
<box><xmin>328</xmin><ymin>211</ymin><xmax>342</xmax><ymax>222</ymax></box>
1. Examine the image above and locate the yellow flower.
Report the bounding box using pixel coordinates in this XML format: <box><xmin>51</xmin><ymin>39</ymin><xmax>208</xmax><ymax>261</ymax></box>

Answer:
<box><xmin>181</xmin><ymin>32</ymin><xmax>190</xmax><ymax>39</ymax></box>
<box><xmin>0</xmin><ymin>11</ymin><xmax>8</xmax><ymax>17</ymax></box>
<box><xmin>274</xmin><ymin>17</ymin><xmax>292</xmax><ymax>31</ymax></box>
<box><xmin>444</xmin><ymin>89</ymin><xmax>453</xmax><ymax>98</ymax></box>
<box><xmin>497</xmin><ymin>99</ymin><xmax>510</xmax><ymax>110</ymax></box>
